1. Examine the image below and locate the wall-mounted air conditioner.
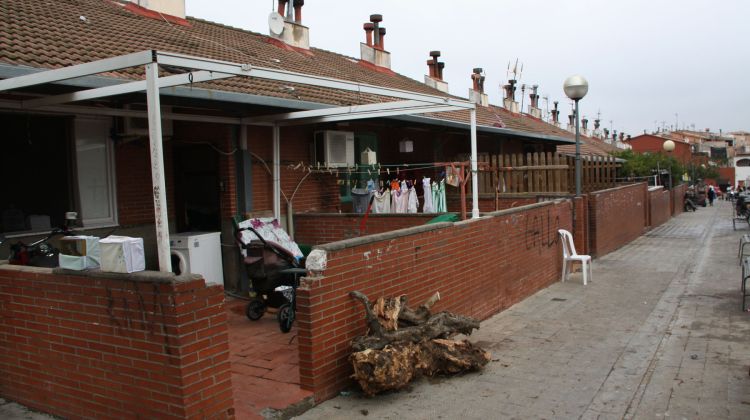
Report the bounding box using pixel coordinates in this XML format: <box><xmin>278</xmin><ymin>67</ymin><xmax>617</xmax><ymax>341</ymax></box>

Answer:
<box><xmin>121</xmin><ymin>104</ymin><xmax>173</xmax><ymax>136</ymax></box>
<box><xmin>314</xmin><ymin>130</ymin><xmax>354</xmax><ymax>167</ymax></box>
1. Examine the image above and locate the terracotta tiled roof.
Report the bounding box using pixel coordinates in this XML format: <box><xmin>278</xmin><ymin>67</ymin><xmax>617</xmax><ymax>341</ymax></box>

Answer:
<box><xmin>557</xmin><ymin>134</ymin><xmax>620</xmax><ymax>156</ymax></box>
<box><xmin>0</xmin><ymin>0</ymin><xmax>572</xmax><ymax>142</ymax></box>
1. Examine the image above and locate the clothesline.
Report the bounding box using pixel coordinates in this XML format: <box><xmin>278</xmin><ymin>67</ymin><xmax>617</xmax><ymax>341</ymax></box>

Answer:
<box><xmin>284</xmin><ymin>161</ymin><xmax>474</xmax><ymax>176</ymax></box>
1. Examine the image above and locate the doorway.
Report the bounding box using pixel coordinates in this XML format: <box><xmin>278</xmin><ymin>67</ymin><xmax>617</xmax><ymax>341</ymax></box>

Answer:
<box><xmin>174</xmin><ymin>144</ymin><xmax>221</xmax><ymax>232</ymax></box>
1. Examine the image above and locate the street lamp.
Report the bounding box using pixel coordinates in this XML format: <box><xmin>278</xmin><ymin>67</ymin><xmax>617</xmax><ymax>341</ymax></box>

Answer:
<box><xmin>663</xmin><ymin>140</ymin><xmax>675</xmax><ymax>190</ymax></box>
<box><xmin>564</xmin><ymin>75</ymin><xmax>589</xmax><ymax>196</ymax></box>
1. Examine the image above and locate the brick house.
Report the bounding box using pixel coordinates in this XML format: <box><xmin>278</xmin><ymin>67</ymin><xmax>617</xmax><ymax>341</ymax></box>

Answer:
<box><xmin>0</xmin><ymin>0</ymin><xmax>579</xmax><ymax>289</ymax></box>
<box><xmin>626</xmin><ymin>134</ymin><xmax>692</xmax><ymax>164</ymax></box>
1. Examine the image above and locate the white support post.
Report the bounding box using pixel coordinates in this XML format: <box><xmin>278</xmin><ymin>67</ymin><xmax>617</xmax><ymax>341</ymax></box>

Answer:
<box><xmin>470</xmin><ymin>108</ymin><xmax>480</xmax><ymax>219</ymax></box>
<box><xmin>272</xmin><ymin>124</ymin><xmax>281</xmax><ymax>221</ymax></box>
<box><xmin>145</xmin><ymin>63</ymin><xmax>172</xmax><ymax>272</ymax></box>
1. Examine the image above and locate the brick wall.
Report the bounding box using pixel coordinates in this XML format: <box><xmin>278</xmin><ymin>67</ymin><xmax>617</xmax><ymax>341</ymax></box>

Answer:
<box><xmin>648</xmin><ymin>187</ymin><xmax>671</xmax><ymax>228</ymax></box>
<box><xmin>293</xmin><ymin>213</ymin><xmax>436</xmax><ymax>246</ymax></box>
<box><xmin>116</xmin><ymin>141</ymin><xmax>176</xmax><ymax>226</ymax></box>
<box><xmin>296</xmin><ymin>200</ymin><xmax>572</xmax><ymax>401</ymax></box>
<box><xmin>0</xmin><ymin>266</ymin><xmax>234</xmax><ymax>419</ymax></box>
<box><xmin>588</xmin><ymin>183</ymin><xmax>647</xmax><ymax>257</ymax></box>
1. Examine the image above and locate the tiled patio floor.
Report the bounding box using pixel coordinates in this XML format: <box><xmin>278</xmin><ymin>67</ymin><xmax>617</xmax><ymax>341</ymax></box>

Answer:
<box><xmin>226</xmin><ymin>297</ymin><xmax>313</xmax><ymax>420</ymax></box>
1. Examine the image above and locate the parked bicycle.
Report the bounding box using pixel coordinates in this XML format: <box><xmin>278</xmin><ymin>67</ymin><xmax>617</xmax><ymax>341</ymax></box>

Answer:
<box><xmin>0</xmin><ymin>213</ymin><xmax>82</xmax><ymax>267</ymax></box>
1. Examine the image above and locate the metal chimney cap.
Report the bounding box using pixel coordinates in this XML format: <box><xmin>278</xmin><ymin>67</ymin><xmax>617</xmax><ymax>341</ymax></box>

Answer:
<box><xmin>363</xmin><ymin>22</ymin><xmax>374</xmax><ymax>29</ymax></box>
<box><xmin>370</xmin><ymin>14</ymin><xmax>383</xmax><ymax>23</ymax></box>
<box><xmin>473</xmin><ymin>68</ymin><xmax>483</xmax><ymax>74</ymax></box>
<box><xmin>378</xmin><ymin>27</ymin><xmax>386</xmax><ymax>35</ymax></box>
<box><xmin>429</xmin><ymin>50</ymin><xmax>441</xmax><ymax>58</ymax></box>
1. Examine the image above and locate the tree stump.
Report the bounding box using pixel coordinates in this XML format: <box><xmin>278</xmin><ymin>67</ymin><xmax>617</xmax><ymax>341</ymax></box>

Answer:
<box><xmin>349</xmin><ymin>291</ymin><xmax>490</xmax><ymax>396</ymax></box>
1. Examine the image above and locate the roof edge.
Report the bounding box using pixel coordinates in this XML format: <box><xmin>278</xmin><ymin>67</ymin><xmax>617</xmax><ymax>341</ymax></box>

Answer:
<box><xmin>0</xmin><ymin>62</ymin><xmax>572</xmax><ymax>143</ymax></box>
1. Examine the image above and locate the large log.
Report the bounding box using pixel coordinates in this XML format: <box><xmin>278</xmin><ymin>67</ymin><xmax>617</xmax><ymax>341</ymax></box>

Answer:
<box><xmin>349</xmin><ymin>291</ymin><xmax>490</xmax><ymax>395</ymax></box>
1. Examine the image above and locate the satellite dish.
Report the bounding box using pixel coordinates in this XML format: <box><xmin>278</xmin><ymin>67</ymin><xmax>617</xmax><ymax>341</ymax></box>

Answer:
<box><xmin>269</xmin><ymin>12</ymin><xmax>284</xmax><ymax>35</ymax></box>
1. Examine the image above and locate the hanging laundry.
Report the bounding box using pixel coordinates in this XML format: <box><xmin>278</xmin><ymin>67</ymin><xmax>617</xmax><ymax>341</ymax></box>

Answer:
<box><xmin>445</xmin><ymin>165</ymin><xmax>460</xmax><ymax>187</ymax></box>
<box><xmin>393</xmin><ymin>181</ymin><xmax>409</xmax><ymax>213</ymax></box>
<box><xmin>351</xmin><ymin>188</ymin><xmax>372</xmax><ymax>214</ymax></box>
<box><xmin>422</xmin><ymin>177</ymin><xmax>434</xmax><ymax>213</ymax></box>
<box><xmin>433</xmin><ymin>179</ymin><xmax>447</xmax><ymax>212</ymax></box>
<box><xmin>366</xmin><ymin>178</ymin><xmax>376</xmax><ymax>192</ymax></box>
<box><xmin>407</xmin><ymin>183</ymin><xmax>419</xmax><ymax>214</ymax></box>
<box><xmin>372</xmin><ymin>189</ymin><xmax>391</xmax><ymax>214</ymax></box>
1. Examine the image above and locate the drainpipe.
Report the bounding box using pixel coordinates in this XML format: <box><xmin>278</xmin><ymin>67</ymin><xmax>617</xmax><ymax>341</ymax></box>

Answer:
<box><xmin>470</xmin><ymin>107</ymin><xmax>479</xmax><ymax>219</ymax></box>
<box><xmin>273</xmin><ymin>124</ymin><xmax>281</xmax><ymax>221</ymax></box>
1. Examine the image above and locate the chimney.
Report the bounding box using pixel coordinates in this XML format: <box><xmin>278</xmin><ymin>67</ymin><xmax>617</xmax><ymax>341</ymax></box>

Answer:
<box><xmin>527</xmin><ymin>84</ymin><xmax>541</xmax><ymax>118</ymax></box>
<box><xmin>567</xmin><ymin>113</ymin><xmax>575</xmax><ymax>131</ymax></box>
<box><xmin>603</xmin><ymin>128</ymin><xmax>609</xmax><ymax>139</ymax></box>
<box><xmin>612</xmin><ymin>131</ymin><xmax>618</xmax><ymax>143</ymax></box>
<box><xmin>581</xmin><ymin>117</ymin><xmax>589</xmax><ymax>136</ymax></box>
<box><xmin>360</xmin><ymin>14</ymin><xmax>391</xmax><ymax>69</ymax></box>
<box><xmin>363</xmin><ymin>23</ymin><xmax>374</xmax><ymax>46</ymax></box>
<box><xmin>424</xmin><ymin>51</ymin><xmax>449</xmax><ymax>93</ymax></box>
<box><xmin>619</xmin><ymin>132</ymin><xmax>625</xmax><ymax>142</ymax></box>
<box><xmin>125</xmin><ymin>0</ymin><xmax>186</xmax><ymax>19</ymax></box>
<box><xmin>270</xmin><ymin>0</ymin><xmax>309</xmax><ymax>49</ymax></box>
<box><xmin>551</xmin><ymin>101</ymin><xmax>560</xmax><ymax>126</ymax></box>
<box><xmin>593</xmin><ymin>118</ymin><xmax>602</xmax><ymax>139</ymax></box>
<box><xmin>469</xmin><ymin>68</ymin><xmax>488</xmax><ymax>107</ymax></box>
<box><xmin>503</xmin><ymin>79</ymin><xmax>519</xmax><ymax>113</ymax></box>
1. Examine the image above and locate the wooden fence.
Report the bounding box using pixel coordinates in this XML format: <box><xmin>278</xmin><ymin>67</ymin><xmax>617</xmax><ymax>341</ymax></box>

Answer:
<box><xmin>477</xmin><ymin>152</ymin><xmax>619</xmax><ymax>194</ymax></box>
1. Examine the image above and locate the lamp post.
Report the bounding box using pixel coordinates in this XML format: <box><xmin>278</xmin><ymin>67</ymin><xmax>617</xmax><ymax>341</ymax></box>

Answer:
<box><xmin>564</xmin><ymin>75</ymin><xmax>589</xmax><ymax>196</ymax></box>
<box><xmin>663</xmin><ymin>139</ymin><xmax>675</xmax><ymax>190</ymax></box>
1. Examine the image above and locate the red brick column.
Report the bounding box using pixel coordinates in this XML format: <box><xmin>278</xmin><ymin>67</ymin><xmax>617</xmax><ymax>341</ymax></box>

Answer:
<box><xmin>0</xmin><ymin>266</ymin><xmax>234</xmax><ymax>419</ymax></box>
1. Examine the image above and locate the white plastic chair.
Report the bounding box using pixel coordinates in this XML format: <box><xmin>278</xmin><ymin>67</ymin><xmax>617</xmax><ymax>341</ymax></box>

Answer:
<box><xmin>558</xmin><ymin>229</ymin><xmax>592</xmax><ymax>285</ymax></box>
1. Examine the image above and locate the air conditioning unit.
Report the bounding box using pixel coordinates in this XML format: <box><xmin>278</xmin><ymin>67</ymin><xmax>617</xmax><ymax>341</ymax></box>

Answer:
<box><xmin>122</xmin><ymin>104</ymin><xmax>173</xmax><ymax>136</ymax></box>
<box><xmin>314</xmin><ymin>130</ymin><xmax>354</xmax><ymax>167</ymax></box>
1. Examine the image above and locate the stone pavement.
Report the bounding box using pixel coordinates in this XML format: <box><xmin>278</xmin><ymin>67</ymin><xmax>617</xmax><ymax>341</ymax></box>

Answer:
<box><xmin>296</xmin><ymin>199</ymin><xmax>750</xmax><ymax>419</ymax></box>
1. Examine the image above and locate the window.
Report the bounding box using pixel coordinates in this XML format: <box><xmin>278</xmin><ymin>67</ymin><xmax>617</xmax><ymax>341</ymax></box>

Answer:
<box><xmin>737</xmin><ymin>159</ymin><xmax>750</xmax><ymax>167</ymax></box>
<box><xmin>0</xmin><ymin>114</ymin><xmax>116</xmax><ymax>234</ymax></box>
<box><xmin>75</xmin><ymin>117</ymin><xmax>117</xmax><ymax>227</ymax></box>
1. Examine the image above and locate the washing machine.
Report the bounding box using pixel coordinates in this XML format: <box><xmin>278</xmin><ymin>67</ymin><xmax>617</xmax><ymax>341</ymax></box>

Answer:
<box><xmin>169</xmin><ymin>232</ymin><xmax>224</xmax><ymax>286</ymax></box>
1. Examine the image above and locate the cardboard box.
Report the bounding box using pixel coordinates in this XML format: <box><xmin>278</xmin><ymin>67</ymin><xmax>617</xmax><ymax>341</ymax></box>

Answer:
<box><xmin>59</xmin><ymin>236</ymin><xmax>100</xmax><ymax>270</ymax></box>
<box><xmin>100</xmin><ymin>236</ymin><xmax>145</xmax><ymax>273</ymax></box>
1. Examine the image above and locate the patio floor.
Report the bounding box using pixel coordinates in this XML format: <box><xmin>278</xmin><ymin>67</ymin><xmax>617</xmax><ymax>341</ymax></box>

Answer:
<box><xmin>226</xmin><ymin>297</ymin><xmax>313</xmax><ymax>420</ymax></box>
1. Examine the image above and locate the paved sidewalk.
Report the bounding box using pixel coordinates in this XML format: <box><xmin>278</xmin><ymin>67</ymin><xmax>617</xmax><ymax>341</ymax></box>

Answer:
<box><xmin>297</xmin><ymin>200</ymin><xmax>750</xmax><ymax>419</ymax></box>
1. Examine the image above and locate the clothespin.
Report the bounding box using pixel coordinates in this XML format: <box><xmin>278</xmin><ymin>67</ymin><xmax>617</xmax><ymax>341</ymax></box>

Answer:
<box><xmin>387</xmin><ymin>168</ymin><xmax>390</xmax><ymax>175</ymax></box>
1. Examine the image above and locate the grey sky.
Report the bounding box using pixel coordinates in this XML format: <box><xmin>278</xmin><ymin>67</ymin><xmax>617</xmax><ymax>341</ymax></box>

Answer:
<box><xmin>185</xmin><ymin>0</ymin><xmax>749</xmax><ymax>136</ymax></box>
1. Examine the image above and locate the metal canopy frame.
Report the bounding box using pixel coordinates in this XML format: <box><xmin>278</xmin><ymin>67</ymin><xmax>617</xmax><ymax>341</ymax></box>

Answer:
<box><xmin>0</xmin><ymin>50</ymin><xmax>479</xmax><ymax>272</ymax></box>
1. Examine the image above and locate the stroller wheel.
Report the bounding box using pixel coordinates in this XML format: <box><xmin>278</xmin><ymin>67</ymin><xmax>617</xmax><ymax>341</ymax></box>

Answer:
<box><xmin>277</xmin><ymin>303</ymin><xmax>294</xmax><ymax>333</ymax></box>
<box><xmin>246</xmin><ymin>299</ymin><xmax>266</xmax><ymax>321</ymax></box>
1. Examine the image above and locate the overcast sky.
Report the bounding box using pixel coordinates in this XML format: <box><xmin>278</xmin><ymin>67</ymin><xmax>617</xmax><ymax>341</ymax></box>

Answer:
<box><xmin>185</xmin><ymin>0</ymin><xmax>749</xmax><ymax>136</ymax></box>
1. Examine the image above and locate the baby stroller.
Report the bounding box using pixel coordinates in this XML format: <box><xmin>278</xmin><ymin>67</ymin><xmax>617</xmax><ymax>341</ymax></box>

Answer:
<box><xmin>234</xmin><ymin>217</ymin><xmax>306</xmax><ymax>333</ymax></box>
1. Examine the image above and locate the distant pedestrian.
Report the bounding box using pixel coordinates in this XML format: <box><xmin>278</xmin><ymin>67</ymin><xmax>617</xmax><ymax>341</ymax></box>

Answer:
<box><xmin>708</xmin><ymin>185</ymin><xmax>716</xmax><ymax>206</ymax></box>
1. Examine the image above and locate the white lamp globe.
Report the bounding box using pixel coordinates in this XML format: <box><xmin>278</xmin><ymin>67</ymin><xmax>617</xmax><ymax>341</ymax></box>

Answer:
<box><xmin>663</xmin><ymin>140</ymin><xmax>676</xmax><ymax>152</ymax></box>
<box><xmin>563</xmin><ymin>75</ymin><xmax>589</xmax><ymax>100</ymax></box>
